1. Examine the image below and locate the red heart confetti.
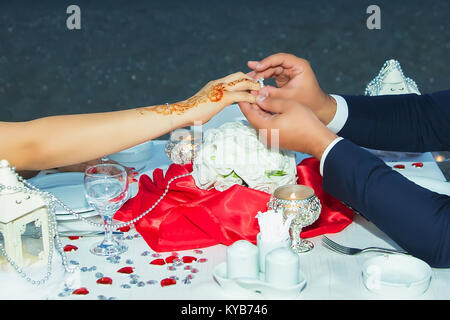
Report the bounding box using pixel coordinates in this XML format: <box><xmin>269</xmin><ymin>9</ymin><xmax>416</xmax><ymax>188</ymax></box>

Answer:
<box><xmin>63</xmin><ymin>245</ymin><xmax>78</xmax><ymax>252</ymax></box>
<box><xmin>393</xmin><ymin>164</ymin><xmax>405</xmax><ymax>169</ymax></box>
<box><xmin>165</xmin><ymin>255</ymin><xmax>179</xmax><ymax>264</ymax></box>
<box><xmin>182</xmin><ymin>256</ymin><xmax>197</xmax><ymax>263</ymax></box>
<box><xmin>412</xmin><ymin>162</ymin><xmax>423</xmax><ymax>168</ymax></box>
<box><xmin>117</xmin><ymin>267</ymin><xmax>134</xmax><ymax>274</ymax></box>
<box><xmin>160</xmin><ymin>278</ymin><xmax>177</xmax><ymax>287</ymax></box>
<box><xmin>68</xmin><ymin>236</ymin><xmax>80</xmax><ymax>240</ymax></box>
<box><xmin>117</xmin><ymin>226</ymin><xmax>131</xmax><ymax>232</ymax></box>
<box><xmin>150</xmin><ymin>258</ymin><xmax>166</xmax><ymax>266</ymax></box>
<box><xmin>96</xmin><ymin>277</ymin><xmax>113</xmax><ymax>285</ymax></box>
<box><xmin>72</xmin><ymin>287</ymin><xmax>89</xmax><ymax>295</ymax></box>
<box><xmin>198</xmin><ymin>258</ymin><xmax>208</xmax><ymax>263</ymax></box>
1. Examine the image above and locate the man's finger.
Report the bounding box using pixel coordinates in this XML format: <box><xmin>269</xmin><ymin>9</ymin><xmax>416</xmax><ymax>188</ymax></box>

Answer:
<box><xmin>258</xmin><ymin>85</ymin><xmax>286</xmax><ymax>99</ymax></box>
<box><xmin>238</xmin><ymin>102</ymin><xmax>274</xmax><ymax>130</ymax></box>
<box><xmin>255</xmin><ymin>96</ymin><xmax>292</xmax><ymax>114</ymax></box>
<box><xmin>249</xmin><ymin>53</ymin><xmax>294</xmax><ymax>71</ymax></box>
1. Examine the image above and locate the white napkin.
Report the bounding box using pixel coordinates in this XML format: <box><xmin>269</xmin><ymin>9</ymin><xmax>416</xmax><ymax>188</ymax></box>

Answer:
<box><xmin>256</xmin><ymin>209</ymin><xmax>294</xmax><ymax>242</ymax></box>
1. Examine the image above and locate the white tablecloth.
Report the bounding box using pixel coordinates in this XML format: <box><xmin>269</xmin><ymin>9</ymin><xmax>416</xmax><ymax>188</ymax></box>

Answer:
<box><xmin>37</xmin><ymin>138</ymin><xmax>447</xmax><ymax>301</ymax></box>
<box><xmin>5</xmin><ymin>105</ymin><xmax>448</xmax><ymax>300</ymax></box>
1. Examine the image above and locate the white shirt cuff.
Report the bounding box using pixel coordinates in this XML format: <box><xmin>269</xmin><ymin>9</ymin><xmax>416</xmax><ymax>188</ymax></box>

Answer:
<box><xmin>320</xmin><ymin>137</ymin><xmax>344</xmax><ymax>176</ymax></box>
<box><xmin>327</xmin><ymin>95</ymin><xmax>349</xmax><ymax>134</ymax></box>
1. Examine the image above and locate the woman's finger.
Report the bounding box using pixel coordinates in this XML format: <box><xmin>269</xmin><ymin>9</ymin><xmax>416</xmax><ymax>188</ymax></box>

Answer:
<box><xmin>225</xmin><ymin>91</ymin><xmax>257</xmax><ymax>104</ymax></box>
<box><xmin>225</xmin><ymin>78</ymin><xmax>260</xmax><ymax>92</ymax></box>
<box><xmin>220</xmin><ymin>71</ymin><xmax>253</xmax><ymax>83</ymax></box>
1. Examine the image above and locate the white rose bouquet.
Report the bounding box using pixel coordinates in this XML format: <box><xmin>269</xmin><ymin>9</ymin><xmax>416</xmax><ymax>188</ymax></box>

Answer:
<box><xmin>192</xmin><ymin>121</ymin><xmax>297</xmax><ymax>194</ymax></box>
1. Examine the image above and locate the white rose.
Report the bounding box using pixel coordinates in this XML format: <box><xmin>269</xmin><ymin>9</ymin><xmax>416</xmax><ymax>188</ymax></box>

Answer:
<box><xmin>192</xmin><ymin>121</ymin><xmax>297</xmax><ymax>192</ymax></box>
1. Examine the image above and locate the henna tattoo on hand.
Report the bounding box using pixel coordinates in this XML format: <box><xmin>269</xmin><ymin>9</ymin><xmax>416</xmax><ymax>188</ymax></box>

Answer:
<box><xmin>138</xmin><ymin>78</ymin><xmax>254</xmax><ymax>116</ymax></box>
<box><xmin>140</xmin><ymin>82</ymin><xmax>226</xmax><ymax>116</ymax></box>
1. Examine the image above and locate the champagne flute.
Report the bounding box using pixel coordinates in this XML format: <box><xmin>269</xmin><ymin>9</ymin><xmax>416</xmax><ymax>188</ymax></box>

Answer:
<box><xmin>84</xmin><ymin>164</ymin><xmax>129</xmax><ymax>256</ymax></box>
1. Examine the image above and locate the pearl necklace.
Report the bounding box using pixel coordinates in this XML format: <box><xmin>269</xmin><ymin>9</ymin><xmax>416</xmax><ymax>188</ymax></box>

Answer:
<box><xmin>0</xmin><ymin>166</ymin><xmax>191</xmax><ymax>285</ymax></box>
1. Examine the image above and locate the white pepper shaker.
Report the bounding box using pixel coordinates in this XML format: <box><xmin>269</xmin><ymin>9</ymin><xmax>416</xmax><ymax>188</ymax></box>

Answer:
<box><xmin>226</xmin><ymin>240</ymin><xmax>259</xmax><ymax>280</ymax></box>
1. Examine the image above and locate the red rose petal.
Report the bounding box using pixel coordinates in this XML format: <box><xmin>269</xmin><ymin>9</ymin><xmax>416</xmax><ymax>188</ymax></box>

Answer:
<box><xmin>412</xmin><ymin>162</ymin><xmax>423</xmax><ymax>168</ymax></box>
<box><xmin>394</xmin><ymin>164</ymin><xmax>405</xmax><ymax>169</ymax></box>
<box><xmin>160</xmin><ymin>278</ymin><xmax>177</xmax><ymax>287</ymax></box>
<box><xmin>165</xmin><ymin>255</ymin><xmax>179</xmax><ymax>264</ymax></box>
<box><xmin>117</xmin><ymin>226</ymin><xmax>131</xmax><ymax>232</ymax></box>
<box><xmin>182</xmin><ymin>256</ymin><xmax>197</xmax><ymax>263</ymax></box>
<box><xmin>150</xmin><ymin>258</ymin><xmax>166</xmax><ymax>266</ymax></box>
<box><xmin>96</xmin><ymin>277</ymin><xmax>113</xmax><ymax>285</ymax></box>
<box><xmin>72</xmin><ymin>287</ymin><xmax>89</xmax><ymax>295</ymax></box>
<box><xmin>117</xmin><ymin>267</ymin><xmax>134</xmax><ymax>274</ymax></box>
<box><xmin>63</xmin><ymin>245</ymin><xmax>78</xmax><ymax>252</ymax></box>
<box><xmin>68</xmin><ymin>236</ymin><xmax>80</xmax><ymax>240</ymax></box>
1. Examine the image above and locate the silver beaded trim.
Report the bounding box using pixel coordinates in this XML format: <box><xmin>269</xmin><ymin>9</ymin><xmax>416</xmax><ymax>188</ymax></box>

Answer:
<box><xmin>365</xmin><ymin>59</ymin><xmax>420</xmax><ymax>96</ymax></box>
<box><xmin>0</xmin><ymin>165</ymin><xmax>191</xmax><ymax>285</ymax></box>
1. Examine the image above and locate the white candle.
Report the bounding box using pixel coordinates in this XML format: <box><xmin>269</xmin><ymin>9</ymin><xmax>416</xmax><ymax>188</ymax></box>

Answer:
<box><xmin>265</xmin><ymin>247</ymin><xmax>300</xmax><ymax>287</ymax></box>
<box><xmin>226</xmin><ymin>240</ymin><xmax>259</xmax><ymax>280</ymax></box>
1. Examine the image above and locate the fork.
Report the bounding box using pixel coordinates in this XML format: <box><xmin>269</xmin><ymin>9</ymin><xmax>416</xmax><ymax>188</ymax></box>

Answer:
<box><xmin>321</xmin><ymin>236</ymin><xmax>410</xmax><ymax>256</ymax></box>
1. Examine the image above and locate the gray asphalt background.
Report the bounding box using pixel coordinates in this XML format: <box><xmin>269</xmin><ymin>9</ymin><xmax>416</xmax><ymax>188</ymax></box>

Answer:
<box><xmin>0</xmin><ymin>0</ymin><xmax>449</xmax><ymax>177</ymax></box>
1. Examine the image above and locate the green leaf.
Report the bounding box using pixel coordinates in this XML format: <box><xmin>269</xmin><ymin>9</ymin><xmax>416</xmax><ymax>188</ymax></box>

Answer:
<box><xmin>265</xmin><ymin>170</ymin><xmax>287</xmax><ymax>178</ymax></box>
<box><xmin>222</xmin><ymin>171</ymin><xmax>241</xmax><ymax>179</ymax></box>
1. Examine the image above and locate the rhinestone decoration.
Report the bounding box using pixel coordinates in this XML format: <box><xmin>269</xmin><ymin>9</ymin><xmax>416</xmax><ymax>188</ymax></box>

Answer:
<box><xmin>164</xmin><ymin>131</ymin><xmax>201</xmax><ymax>165</ymax></box>
<box><xmin>365</xmin><ymin>59</ymin><xmax>420</xmax><ymax>96</ymax></box>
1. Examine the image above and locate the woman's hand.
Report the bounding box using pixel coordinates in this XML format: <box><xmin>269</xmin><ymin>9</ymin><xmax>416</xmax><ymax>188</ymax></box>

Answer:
<box><xmin>147</xmin><ymin>72</ymin><xmax>260</xmax><ymax>127</ymax></box>
<box><xmin>247</xmin><ymin>53</ymin><xmax>337</xmax><ymax>125</ymax></box>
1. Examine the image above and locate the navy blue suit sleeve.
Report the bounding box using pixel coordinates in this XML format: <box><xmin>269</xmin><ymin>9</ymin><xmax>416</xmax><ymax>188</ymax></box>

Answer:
<box><xmin>339</xmin><ymin>90</ymin><xmax>450</xmax><ymax>152</ymax></box>
<box><xmin>323</xmin><ymin>139</ymin><xmax>450</xmax><ymax>268</ymax></box>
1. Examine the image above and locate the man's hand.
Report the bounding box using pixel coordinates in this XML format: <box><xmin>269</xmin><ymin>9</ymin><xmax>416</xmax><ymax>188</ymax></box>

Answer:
<box><xmin>247</xmin><ymin>53</ymin><xmax>337</xmax><ymax>125</ymax></box>
<box><xmin>238</xmin><ymin>96</ymin><xmax>338</xmax><ymax>161</ymax></box>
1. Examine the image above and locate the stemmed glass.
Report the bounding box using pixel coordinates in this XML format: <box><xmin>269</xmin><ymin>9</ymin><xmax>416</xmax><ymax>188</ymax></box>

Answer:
<box><xmin>84</xmin><ymin>164</ymin><xmax>129</xmax><ymax>256</ymax></box>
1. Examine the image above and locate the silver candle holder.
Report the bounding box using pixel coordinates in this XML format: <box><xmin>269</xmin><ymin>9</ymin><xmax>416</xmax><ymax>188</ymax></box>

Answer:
<box><xmin>164</xmin><ymin>129</ymin><xmax>201</xmax><ymax>165</ymax></box>
<box><xmin>268</xmin><ymin>184</ymin><xmax>321</xmax><ymax>253</ymax></box>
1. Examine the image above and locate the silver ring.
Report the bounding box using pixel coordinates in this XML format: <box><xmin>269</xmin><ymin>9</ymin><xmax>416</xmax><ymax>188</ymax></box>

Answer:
<box><xmin>257</xmin><ymin>78</ymin><xmax>264</xmax><ymax>88</ymax></box>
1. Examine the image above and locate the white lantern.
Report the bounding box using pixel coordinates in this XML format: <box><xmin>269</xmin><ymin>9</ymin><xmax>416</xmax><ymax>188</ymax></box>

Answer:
<box><xmin>0</xmin><ymin>160</ymin><xmax>79</xmax><ymax>299</ymax></box>
<box><xmin>0</xmin><ymin>160</ymin><xmax>51</xmax><ymax>267</ymax></box>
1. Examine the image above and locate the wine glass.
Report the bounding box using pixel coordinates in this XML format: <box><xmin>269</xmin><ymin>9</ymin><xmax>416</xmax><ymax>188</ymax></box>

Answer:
<box><xmin>84</xmin><ymin>164</ymin><xmax>129</xmax><ymax>256</ymax></box>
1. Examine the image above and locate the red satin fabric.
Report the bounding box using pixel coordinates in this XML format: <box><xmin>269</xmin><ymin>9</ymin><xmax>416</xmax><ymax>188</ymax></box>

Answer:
<box><xmin>114</xmin><ymin>158</ymin><xmax>353</xmax><ymax>252</ymax></box>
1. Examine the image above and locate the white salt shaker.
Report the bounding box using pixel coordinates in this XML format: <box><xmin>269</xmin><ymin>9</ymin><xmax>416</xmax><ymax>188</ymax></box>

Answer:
<box><xmin>257</xmin><ymin>233</ymin><xmax>290</xmax><ymax>273</ymax></box>
<box><xmin>265</xmin><ymin>247</ymin><xmax>300</xmax><ymax>287</ymax></box>
<box><xmin>226</xmin><ymin>240</ymin><xmax>259</xmax><ymax>280</ymax></box>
